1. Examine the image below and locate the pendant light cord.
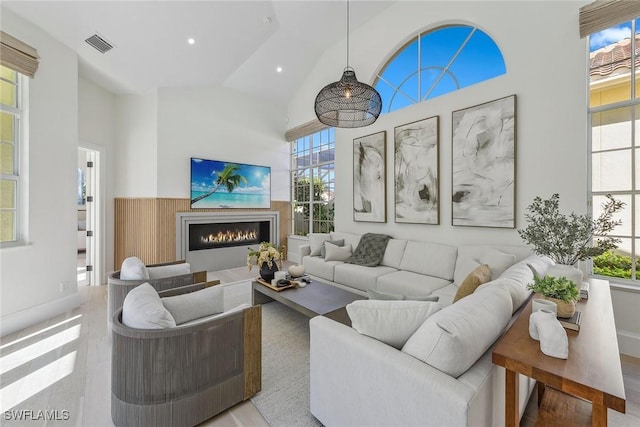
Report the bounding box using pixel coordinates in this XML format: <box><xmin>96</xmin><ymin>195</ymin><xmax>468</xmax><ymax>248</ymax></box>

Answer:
<box><xmin>346</xmin><ymin>0</ymin><xmax>350</xmax><ymax>69</ymax></box>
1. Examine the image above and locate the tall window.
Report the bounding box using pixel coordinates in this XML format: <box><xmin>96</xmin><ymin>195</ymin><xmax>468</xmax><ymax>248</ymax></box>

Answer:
<box><xmin>0</xmin><ymin>65</ymin><xmax>22</xmax><ymax>244</ymax></box>
<box><xmin>374</xmin><ymin>24</ymin><xmax>506</xmax><ymax>114</ymax></box>
<box><xmin>589</xmin><ymin>18</ymin><xmax>640</xmax><ymax>283</ymax></box>
<box><xmin>291</xmin><ymin>128</ymin><xmax>335</xmax><ymax>236</ymax></box>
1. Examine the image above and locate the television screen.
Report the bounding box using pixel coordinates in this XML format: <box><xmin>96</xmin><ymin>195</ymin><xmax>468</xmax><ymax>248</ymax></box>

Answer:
<box><xmin>190</xmin><ymin>158</ymin><xmax>271</xmax><ymax>209</ymax></box>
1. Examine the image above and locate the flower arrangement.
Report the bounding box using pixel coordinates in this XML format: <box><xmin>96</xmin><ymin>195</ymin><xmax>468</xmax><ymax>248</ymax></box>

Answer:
<box><xmin>247</xmin><ymin>242</ymin><xmax>282</xmax><ymax>270</ymax></box>
<box><xmin>518</xmin><ymin>193</ymin><xmax>624</xmax><ymax>265</ymax></box>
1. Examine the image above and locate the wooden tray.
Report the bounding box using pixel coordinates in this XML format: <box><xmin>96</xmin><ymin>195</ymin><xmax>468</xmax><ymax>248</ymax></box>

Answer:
<box><xmin>255</xmin><ymin>277</ymin><xmax>295</xmax><ymax>292</ymax></box>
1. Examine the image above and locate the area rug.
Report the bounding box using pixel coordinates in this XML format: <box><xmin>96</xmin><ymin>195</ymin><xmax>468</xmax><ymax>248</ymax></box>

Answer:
<box><xmin>223</xmin><ymin>281</ymin><xmax>323</xmax><ymax>427</ymax></box>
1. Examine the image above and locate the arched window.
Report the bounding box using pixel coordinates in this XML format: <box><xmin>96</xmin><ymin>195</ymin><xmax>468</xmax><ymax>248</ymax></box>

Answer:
<box><xmin>374</xmin><ymin>25</ymin><xmax>506</xmax><ymax>114</ymax></box>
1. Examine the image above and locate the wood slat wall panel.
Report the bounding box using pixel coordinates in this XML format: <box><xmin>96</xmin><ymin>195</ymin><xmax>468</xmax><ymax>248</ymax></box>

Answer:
<box><xmin>114</xmin><ymin>198</ymin><xmax>291</xmax><ymax>270</ymax></box>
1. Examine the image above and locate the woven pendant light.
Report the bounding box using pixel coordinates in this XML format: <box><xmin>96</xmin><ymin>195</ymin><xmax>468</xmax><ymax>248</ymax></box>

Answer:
<box><xmin>314</xmin><ymin>0</ymin><xmax>381</xmax><ymax>128</ymax></box>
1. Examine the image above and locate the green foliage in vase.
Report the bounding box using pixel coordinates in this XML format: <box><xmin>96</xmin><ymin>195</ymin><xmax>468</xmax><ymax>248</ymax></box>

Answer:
<box><xmin>527</xmin><ymin>275</ymin><xmax>579</xmax><ymax>302</ymax></box>
<box><xmin>518</xmin><ymin>194</ymin><xmax>624</xmax><ymax>265</ymax></box>
<box><xmin>593</xmin><ymin>250</ymin><xmax>633</xmax><ymax>279</ymax></box>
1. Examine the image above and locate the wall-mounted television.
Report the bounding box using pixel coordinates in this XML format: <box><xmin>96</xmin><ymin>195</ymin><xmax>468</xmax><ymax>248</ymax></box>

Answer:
<box><xmin>190</xmin><ymin>158</ymin><xmax>271</xmax><ymax>209</ymax></box>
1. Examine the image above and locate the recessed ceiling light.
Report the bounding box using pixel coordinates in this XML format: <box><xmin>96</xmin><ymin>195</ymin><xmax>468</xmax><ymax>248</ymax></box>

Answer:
<box><xmin>276</xmin><ymin>66</ymin><xmax>283</xmax><ymax>73</ymax></box>
<box><xmin>187</xmin><ymin>38</ymin><xmax>195</xmax><ymax>45</ymax></box>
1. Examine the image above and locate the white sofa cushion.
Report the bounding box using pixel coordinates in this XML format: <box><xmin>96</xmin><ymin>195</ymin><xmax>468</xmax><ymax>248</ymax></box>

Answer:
<box><xmin>376</xmin><ymin>270</ymin><xmax>451</xmax><ymax>296</ymax></box>
<box><xmin>308</xmin><ymin>233</ymin><xmax>330</xmax><ymax>256</ymax></box>
<box><xmin>122</xmin><ymin>283</ymin><xmax>176</xmax><ymax>329</ymax></box>
<box><xmin>399</xmin><ymin>241</ymin><xmax>457</xmax><ymax>280</ymax></box>
<box><xmin>380</xmin><ymin>238</ymin><xmax>408</xmax><ymax>269</ymax></box>
<box><xmin>334</xmin><ymin>263</ymin><xmax>397</xmax><ymax>292</ymax></box>
<box><xmin>347</xmin><ymin>300</ymin><xmax>441</xmax><ymax>349</ymax></box>
<box><xmin>402</xmin><ymin>286</ymin><xmax>512</xmax><ymax>378</ymax></box>
<box><xmin>120</xmin><ymin>256</ymin><xmax>150</xmax><ymax>280</ymax></box>
<box><xmin>430</xmin><ymin>283</ymin><xmax>457</xmax><ymax>307</ymax></box>
<box><xmin>524</xmin><ymin>254</ymin><xmax>555</xmax><ymax>278</ymax></box>
<box><xmin>330</xmin><ymin>231</ymin><xmax>362</xmax><ymax>251</ymax></box>
<box><xmin>147</xmin><ymin>262</ymin><xmax>191</xmax><ymax>279</ymax></box>
<box><xmin>324</xmin><ymin>242</ymin><xmax>352</xmax><ymax>262</ymax></box>
<box><xmin>161</xmin><ymin>285</ymin><xmax>224</xmax><ymax>325</ymax></box>
<box><xmin>479</xmin><ymin>250</ymin><xmax>517</xmax><ymax>280</ymax></box>
<box><xmin>303</xmin><ymin>256</ymin><xmax>341</xmax><ymax>282</ymax></box>
<box><xmin>367</xmin><ymin>289</ymin><xmax>439</xmax><ymax>302</ymax></box>
<box><xmin>453</xmin><ymin>257</ymin><xmax>482</xmax><ymax>287</ymax></box>
<box><xmin>476</xmin><ymin>261</ymin><xmax>533</xmax><ymax>312</ymax></box>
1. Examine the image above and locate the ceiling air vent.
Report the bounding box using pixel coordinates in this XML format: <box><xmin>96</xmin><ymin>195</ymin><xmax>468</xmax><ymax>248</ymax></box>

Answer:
<box><xmin>85</xmin><ymin>34</ymin><xmax>113</xmax><ymax>54</ymax></box>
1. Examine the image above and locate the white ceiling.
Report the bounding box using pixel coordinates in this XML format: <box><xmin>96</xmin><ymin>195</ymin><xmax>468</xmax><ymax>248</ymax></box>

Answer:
<box><xmin>4</xmin><ymin>0</ymin><xmax>396</xmax><ymax>107</ymax></box>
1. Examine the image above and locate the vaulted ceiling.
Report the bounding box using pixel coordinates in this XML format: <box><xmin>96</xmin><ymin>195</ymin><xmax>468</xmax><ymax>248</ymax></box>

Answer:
<box><xmin>4</xmin><ymin>1</ymin><xmax>395</xmax><ymax>107</ymax></box>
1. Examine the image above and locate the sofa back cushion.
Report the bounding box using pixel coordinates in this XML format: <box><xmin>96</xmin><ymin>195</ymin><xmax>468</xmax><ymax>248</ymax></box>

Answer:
<box><xmin>476</xmin><ymin>260</ymin><xmax>534</xmax><ymax>313</ymax></box>
<box><xmin>380</xmin><ymin>238</ymin><xmax>407</xmax><ymax>269</ymax></box>
<box><xmin>162</xmin><ymin>285</ymin><xmax>224</xmax><ymax>325</ymax></box>
<box><xmin>399</xmin><ymin>241</ymin><xmax>457</xmax><ymax>280</ymax></box>
<box><xmin>122</xmin><ymin>283</ymin><xmax>176</xmax><ymax>329</ymax></box>
<box><xmin>120</xmin><ymin>256</ymin><xmax>150</xmax><ymax>280</ymax></box>
<box><xmin>147</xmin><ymin>262</ymin><xmax>191</xmax><ymax>279</ymax></box>
<box><xmin>401</xmin><ymin>285</ymin><xmax>512</xmax><ymax>378</ymax></box>
<box><xmin>330</xmin><ymin>231</ymin><xmax>362</xmax><ymax>251</ymax></box>
<box><xmin>453</xmin><ymin>245</ymin><xmax>531</xmax><ymax>284</ymax></box>
<box><xmin>308</xmin><ymin>233</ymin><xmax>330</xmax><ymax>256</ymax></box>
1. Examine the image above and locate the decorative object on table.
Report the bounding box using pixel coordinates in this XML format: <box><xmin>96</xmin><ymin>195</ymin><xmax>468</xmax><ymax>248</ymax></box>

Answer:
<box><xmin>313</xmin><ymin>0</ymin><xmax>381</xmax><ymax>128</ymax></box>
<box><xmin>518</xmin><ymin>193</ymin><xmax>624</xmax><ymax>285</ymax></box>
<box><xmin>274</xmin><ymin>271</ymin><xmax>287</xmax><ymax>282</ymax></box>
<box><xmin>532</xmin><ymin>298</ymin><xmax>557</xmax><ymax>317</ymax></box>
<box><xmin>451</xmin><ymin>95</ymin><xmax>516</xmax><ymax>228</ymax></box>
<box><xmin>528</xmin><ymin>309</ymin><xmax>568</xmax><ymax>359</ymax></box>
<box><xmin>190</xmin><ymin>157</ymin><xmax>271</xmax><ymax>209</ymax></box>
<box><xmin>527</xmin><ymin>275</ymin><xmax>579</xmax><ymax>318</ymax></box>
<box><xmin>580</xmin><ymin>281</ymin><xmax>589</xmax><ymax>299</ymax></box>
<box><xmin>394</xmin><ymin>116</ymin><xmax>439</xmax><ymax>224</ymax></box>
<box><xmin>558</xmin><ymin>310</ymin><xmax>582</xmax><ymax>331</ymax></box>
<box><xmin>353</xmin><ymin>131</ymin><xmax>386</xmax><ymax>222</ymax></box>
<box><xmin>288</xmin><ymin>264</ymin><xmax>305</xmax><ymax>278</ymax></box>
<box><xmin>247</xmin><ymin>242</ymin><xmax>283</xmax><ymax>282</ymax></box>
<box><xmin>255</xmin><ymin>277</ymin><xmax>294</xmax><ymax>292</ymax></box>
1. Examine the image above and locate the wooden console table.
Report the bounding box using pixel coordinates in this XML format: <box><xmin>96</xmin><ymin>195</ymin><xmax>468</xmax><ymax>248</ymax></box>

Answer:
<box><xmin>492</xmin><ymin>279</ymin><xmax>625</xmax><ymax>426</ymax></box>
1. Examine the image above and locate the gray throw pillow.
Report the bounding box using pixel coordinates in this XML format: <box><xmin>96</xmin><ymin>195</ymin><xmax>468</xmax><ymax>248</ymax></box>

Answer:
<box><xmin>368</xmin><ymin>289</ymin><xmax>439</xmax><ymax>302</ymax></box>
<box><xmin>320</xmin><ymin>239</ymin><xmax>345</xmax><ymax>258</ymax></box>
<box><xmin>345</xmin><ymin>233</ymin><xmax>390</xmax><ymax>267</ymax></box>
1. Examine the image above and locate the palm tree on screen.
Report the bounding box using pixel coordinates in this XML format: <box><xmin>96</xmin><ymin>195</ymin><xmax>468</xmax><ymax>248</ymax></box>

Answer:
<box><xmin>191</xmin><ymin>163</ymin><xmax>248</xmax><ymax>204</ymax></box>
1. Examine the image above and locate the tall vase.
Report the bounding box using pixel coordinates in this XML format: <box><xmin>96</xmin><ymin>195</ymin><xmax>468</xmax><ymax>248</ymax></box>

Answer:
<box><xmin>546</xmin><ymin>264</ymin><xmax>583</xmax><ymax>288</ymax></box>
<box><xmin>260</xmin><ymin>261</ymin><xmax>279</xmax><ymax>282</ymax></box>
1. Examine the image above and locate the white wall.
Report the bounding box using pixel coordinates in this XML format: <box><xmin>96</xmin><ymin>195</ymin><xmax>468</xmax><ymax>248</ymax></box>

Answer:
<box><xmin>113</xmin><ymin>92</ymin><xmax>158</xmax><ymax>197</ymax></box>
<box><xmin>289</xmin><ymin>1</ymin><xmax>640</xmax><ymax>356</ymax></box>
<box><xmin>78</xmin><ymin>77</ymin><xmax>116</xmax><ymax>280</ymax></box>
<box><xmin>0</xmin><ymin>8</ymin><xmax>82</xmax><ymax>334</ymax></box>
<box><xmin>156</xmin><ymin>86</ymin><xmax>289</xmax><ymax>200</ymax></box>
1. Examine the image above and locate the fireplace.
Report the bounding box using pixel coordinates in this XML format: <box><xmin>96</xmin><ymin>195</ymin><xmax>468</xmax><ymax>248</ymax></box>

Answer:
<box><xmin>189</xmin><ymin>221</ymin><xmax>270</xmax><ymax>251</ymax></box>
<box><xmin>176</xmin><ymin>211</ymin><xmax>279</xmax><ymax>272</ymax></box>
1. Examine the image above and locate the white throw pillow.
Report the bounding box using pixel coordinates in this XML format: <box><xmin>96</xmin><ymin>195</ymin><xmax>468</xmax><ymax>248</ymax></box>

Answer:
<box><xmin>347</xmin><ymin>300</ymin><xmax>442</xmax><ymax>349</ymax></box>
<box><xmin>120</xmin><ymin>256</ymin><xmax>150</xmax><ymax>280</ymax></box>
<box><xmin>161</xmin><ymin>285</ymin><xmax>224</xmax><ymax>325</ymax></box>
<box><xmin>122</xmin><ymin>283</ymin><xmax>176</xmax><ymax>329</ymax></box>
<box><xmin>308</xmin><ymin>233</ymin><xmax>330</xmax><ymax>256</ymax></box>
<box><xmin>147</xmin><ymin>262</ymin><xmax>191</xmax><ymax>279</ymax></box>
<box><xmin>401</xmin><ymin>286</ymin><xmax>512</xmax><ymax>378</ymax></box>
<box><xmin>479</xmin><ymin>250</ymin><xmax>516</xmax><ymax>280</ymax></box>
<box><xmin>524</xmin><ymin>254</ymin><xmax>555</xmax><ymax>278</ymax></box>
<box><xmin>324</xmin><ymin>242</ymin><xmax>353</xmax><ymax>262</ymax></box>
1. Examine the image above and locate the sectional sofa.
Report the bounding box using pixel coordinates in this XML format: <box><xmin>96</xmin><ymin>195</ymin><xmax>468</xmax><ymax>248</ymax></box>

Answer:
<box><xmin>300</xmin><ymin>231</ymin><xmax>551</xmax><ymax>426</ymax></box>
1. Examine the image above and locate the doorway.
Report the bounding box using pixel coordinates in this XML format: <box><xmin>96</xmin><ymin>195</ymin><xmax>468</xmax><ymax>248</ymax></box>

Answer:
<box><xmin>77</xmin><ymin>146</ymin><xmax>102</xmax><ymax>286</ymax></box>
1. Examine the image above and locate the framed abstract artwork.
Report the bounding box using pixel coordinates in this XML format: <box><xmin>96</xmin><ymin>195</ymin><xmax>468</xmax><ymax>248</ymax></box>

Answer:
<box><xmin>451</xmin><ymin>95</ymin><xmax>516</xmax><ymax>228</ymax></box>
<box><xmin>353</xmin><ymin>131</ymin><xmax>386</xmax><ymax>222</ymax></box>
<box><xmin>394</xmin><ymin>116</ymin><xmax>439</xmax><ymax>224</ymax></box>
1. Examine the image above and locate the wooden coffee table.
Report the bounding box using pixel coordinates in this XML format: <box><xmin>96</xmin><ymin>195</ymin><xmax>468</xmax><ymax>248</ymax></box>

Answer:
<box><xmin>252</xmin><ymin>278</ymin><xmax>365</xmax><ymax>326</ymax></box>
<box><xmin>492</xmin><ymin>279</ymin><xmax>625</xmax><ymax>426</ymax></box>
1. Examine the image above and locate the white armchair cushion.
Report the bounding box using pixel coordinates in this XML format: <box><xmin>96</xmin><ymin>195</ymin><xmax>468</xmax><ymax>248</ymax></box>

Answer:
<box><xmin>120</xmin><ymin>256</ymin><xmax>150</xmax><ymax>280</ymax></box>
<box><xmin>122</xmin><ymin>283</ymin><xmax>176</xmax><ymax>329</ymax></box>
<box><xmin>308</xmin><ymin>233</ymin><xmax>330</xmax><ymax>256</ymax></box>
<box><xmin>147</xmin><ymin>262</ymin><xmax>191</xmax><ymax>279</ymax></box>
<box><xmin>402</xmin><ymin>286</ymin><xmax>512</xmax><ymax>378</ymax></box>
<box><xmin>347</xmin><ymin>300</ymin><xmax>441</xmax><ymax>349</ymax></box>
<box><xmin>162</xmin><ymin>285</ymin><xmax>224</xmax><ymax>325</ymax></box>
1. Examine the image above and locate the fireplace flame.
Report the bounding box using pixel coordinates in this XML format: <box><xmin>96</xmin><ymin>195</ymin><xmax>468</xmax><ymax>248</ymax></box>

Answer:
<box><xmin>200</xmin><ymin>229</ymin><xmax>258</xmax><ymax>244</ymax></box>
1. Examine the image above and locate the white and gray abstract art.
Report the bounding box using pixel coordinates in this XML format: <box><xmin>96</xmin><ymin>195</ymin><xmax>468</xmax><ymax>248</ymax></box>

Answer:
<box><xmin>394</xmin><ymin>116</ymin><xmax>439</xmax><ymax>224</ymax></box>
<box><xmin>451</xmin><ymin>95</ymin><xmax>516</xmax><ymax>228</ymax></box>
<box><xmin>353</xmin><ymin>131</ymin><xmax>386</xmax><ymax>222</ymax></box>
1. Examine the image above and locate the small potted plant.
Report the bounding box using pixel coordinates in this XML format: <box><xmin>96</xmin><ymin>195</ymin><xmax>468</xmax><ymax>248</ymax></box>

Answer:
<box><xmin>527</xmin><ymin>275</ymin><xmax>580</xmax><ymax>318</ymax></box>
<box><xmin>247</xmin><ymin>241</ymin><xmax>283</xmax><ymax>282</ymax></box>
<box><xmin>518</xmin><ymin>193</ymin><xmax>624</xmax><ymax>284</ymax></box>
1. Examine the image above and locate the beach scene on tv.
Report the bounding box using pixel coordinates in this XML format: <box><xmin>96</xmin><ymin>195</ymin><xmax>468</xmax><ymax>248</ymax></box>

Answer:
<box><xmin>190</xmin><ymin>158</ymin><xmax>271</xmax><ymax>209</ymax></box>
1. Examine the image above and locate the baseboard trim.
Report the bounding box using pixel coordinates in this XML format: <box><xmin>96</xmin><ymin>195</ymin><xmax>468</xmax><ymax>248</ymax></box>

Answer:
<box><xmin>0</xmin><ymin>292</ymin><xmax>85</xmax><ymax>337</ymax></box>
<box><xmin>617</xmin><ymin>329</ymin><xmax>640</xmax><ymax>358</ymax></box>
